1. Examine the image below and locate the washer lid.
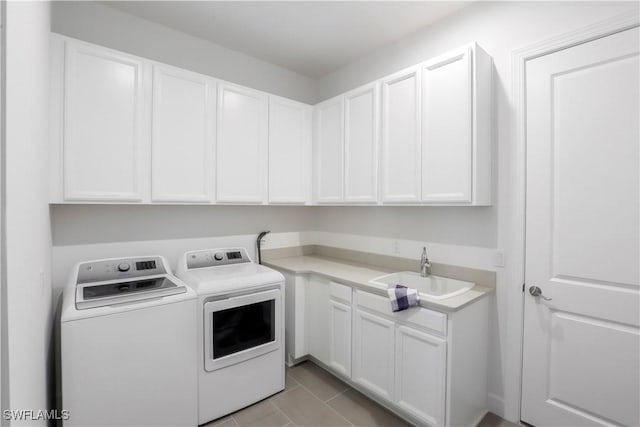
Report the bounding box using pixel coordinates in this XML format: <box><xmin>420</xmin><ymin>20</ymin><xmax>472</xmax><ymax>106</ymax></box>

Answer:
<box><xmin>177</xmin><ymin>262</ymin><xmax>284</xmax><ymax>295</ymax></box>
<box><xmin>75</xmin><ymin>275</ymin><xmax>186</xmax><ymax>310</ymax></box>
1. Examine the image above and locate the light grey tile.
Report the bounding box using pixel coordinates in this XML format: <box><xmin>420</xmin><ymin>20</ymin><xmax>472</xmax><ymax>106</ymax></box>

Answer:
<box><xmin>272</xmin><ymin>386</ymin><xmax>351</xmax><ymax>427</ymax></box>
<box><xmin>288</xmin><ymin>362</ymin><xmax>349</xmax><ymax>401</ymax></box>
<box><xmin>202</xmin><ymin>416</ymin><xmax>239</xmax><ymax>427</ymax></box>
<box><xmin>232</xmin><ymin>399</ymin><xmax>290</xmax><ymax>427</ymax></box>
<box><xmin>477</xmin><ymin>412</ymin><xmax>520</xmax><ymax>427</ymax></box>
<box><xmin>271</xmin><ymin>370</ymin><xmax>300</xmax><ymax>399</ymax></box>
<box><xmin>327</xmin><ymin>389</ymin><xmax>410</xmax><ymax>427</ymax></box>
<box><xmin>286</xmin><ymin>371</ymin><xmax>300</xmax><ymax>391</ymax></box>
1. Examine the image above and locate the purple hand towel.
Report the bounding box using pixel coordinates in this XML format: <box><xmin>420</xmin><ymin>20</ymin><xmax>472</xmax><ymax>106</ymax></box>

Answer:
<box><xmin>387</xmin><ymin>284</ymin><xmax>419</xmax><ymax>312</ymax></box>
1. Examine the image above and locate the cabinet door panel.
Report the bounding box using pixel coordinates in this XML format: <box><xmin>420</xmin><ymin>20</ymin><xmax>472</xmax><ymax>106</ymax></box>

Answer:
<box><xmin>314</xmin><ymin>97</ymin><xmax>344</xmax><ymax>203</ymax></box>
<box><xmin>395</xmin><ymin>325</ymin><xmax>446</xmax><ymax>426</ymax></box>
<box><xmin>269</xmin><ymin>97</ymin><xmax>311</xmax><ymax>204</ymax></box>
<box><xmin>217</xmin><ymin>83</ymin><xmax>267</xmax><ymax>203</ymax></box>
<box><xmin>152</xmin><ymin>66</ymin><xmax>214</xmax><ymax>202</ymax></box>
<box><xmin>305</xmin><ymin>276</ymin><xmax>330</xmax><ymax>365</ymax></box>
<box><xmin>422</xmin><ymin>47</ymin><xmax>472</xmax><ymax>203</ymax></box>
<box><xmin>344</xmin><ymin>83</ymin><xmax>379</xmax><ymax>202</ymax></box>
<box><xmin>381</xmin><ymin>67</ymin><xmax>421</xmax><ymax>203</ymax></box>
<box><xmin>329</xmin><ymin>300</ymin><xmax>352</xmax><ymax>377</ymax></box>
<box><xmin>64</xmin><ymin>43</ymin><xmax>147</xmax><ymax>201</ymax></box>
<box><xmin>352</xmin><ymin>309</ymin><xmax>394</xmax><ymax>400</ymax></box>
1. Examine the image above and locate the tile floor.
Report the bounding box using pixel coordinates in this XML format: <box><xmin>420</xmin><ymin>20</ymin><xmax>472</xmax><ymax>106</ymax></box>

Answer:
<box><xmin>203</xmin><ymin>361</ymin><xmax>519</xmax><ymax>427</ymax></box>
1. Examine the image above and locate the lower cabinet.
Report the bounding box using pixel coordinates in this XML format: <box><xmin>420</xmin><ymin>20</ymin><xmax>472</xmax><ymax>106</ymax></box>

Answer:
<box><xmin>395</xmin><ymin>325</ymin><xmax>446</xmax><ymax>426</ymax></box>
<box><xmin>352</xmin><ymin>306</ymin><xmax>446</xmax><ymax>425</ymax></box>
<box><xmin>352</xmin><ymin>309</ymin><xmax>395</xmax><ymax>401</ymax></box>
<box><xmin>329</xmin><ymin>300</ymin><xmax>352</xmax><ymax>377</ymax></box>
<box><xmin>304</xmin><ymin>275</ymin><xmax>330</xmax><ymax>365</ymax></box>
<box><xmin>276</xmin><ymin>270</ymin><xmax>489</xmax><ymax>427</ymax></box>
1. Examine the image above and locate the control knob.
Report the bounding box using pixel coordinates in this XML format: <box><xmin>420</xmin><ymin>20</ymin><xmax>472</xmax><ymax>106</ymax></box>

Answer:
<box><xmin>117</xmin><ymin>263</ymin><xmax>131</xmax><ymax>272</ymax></box>
<box><xmin>214</xmin><ymin>253</ymin><xmax>224</xmax><ymax>261</ymax></box>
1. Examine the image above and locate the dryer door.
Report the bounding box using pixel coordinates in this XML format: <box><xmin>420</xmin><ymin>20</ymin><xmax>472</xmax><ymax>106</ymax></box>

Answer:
<box><xmin>203</xmin><ymin>288</ymin><xmax>282</xmax><ymax>372</ymax></box>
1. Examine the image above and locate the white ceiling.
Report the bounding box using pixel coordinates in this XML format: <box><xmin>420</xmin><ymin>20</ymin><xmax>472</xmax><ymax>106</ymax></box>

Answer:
<box><xmin>102</xmin><ymin>1</ymin><xmax>471</xmax><ymax>79</ymax></box>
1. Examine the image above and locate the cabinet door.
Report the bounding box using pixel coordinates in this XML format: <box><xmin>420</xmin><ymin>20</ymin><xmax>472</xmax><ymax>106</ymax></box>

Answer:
<box><xmin>216</xmin><ymin>83</ymin><xmax>267</xmax><ymax>203</ymax></box>
<box><xmin>63</xmin><ymin>42</ymin><xmax>148</xmax><ymax>201</ymax></box>
<box><xmin>314</xmin><ymin>96</ymin><xmax>344</xmax><ymax>203</ymax></box>
<box><xmin>381</xmin><ymin>67</ymin><xmax>422</xmax><ymax>203</ymax></box>
<box><xmin>152</xmin><ymin>65</ymin><xmax>215</xmax><ymax>202</ymax></box>
<box><xmin>305</xmin><ymin>276</ymin><xmax>330</xmax><ymax>365</ymax></box>
<box><xmin>395</xmin><ymin>325</ymin><xmax>446</xmax><ymax>426</ymax></box>
<box><xmin>329</xmin><ymin>300</ymin><xmax>351</xmax><ymax>377</ymax></box>
<box><xmin>344</xmin><ymin>83</ymin><xmax>379</xmax><ymax>203</ymax></box>
<box><xmin>268</xmin><ymin>96</ymin><xmax>311</xmax><ymax>204</ymax></box>
<box><xmin>352</xmin><ymin>309</ymin><xmax>395</xmax><ymax>400</ymax></box>
<box><xmin>421</xmin><ymin>46</ymin><xmax>472</xmax><ymax>203</ymax></box>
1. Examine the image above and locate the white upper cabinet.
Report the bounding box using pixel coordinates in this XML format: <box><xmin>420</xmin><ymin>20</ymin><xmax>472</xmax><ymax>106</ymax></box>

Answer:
<box><xmin>380</xmin><ymin>66</ymin><xmax>422</xmax><ymax>203</ymax></box>
<box><xmin>268</xmin><ymin>96</ymin><xmax>312</xmax><ymax>204</ymax></box>
<box><xmin>151</xmin><ymin>65</ymin><xmax>215</xmax><ymax>202</ymax></box>
<box><xmin>344</xmin><ymin>83</ymin><xmax>379</xmax><ymax>203</ymax></box>
<box><xmin>216</xmin><ymin>83</ymin><xmax>268</xmax><ymax>203</ymax></box>
<box><xmin>314</xmin><ymin>96</ymin><xmax>344</xmax><ymax>203</ymax></box>
<box><xmin>62</xmin><ymin>40</ymin><xmax>150</xmax><ymax>201</ymax></box>
<box><xmin>421</xmin><ymin>43</ymin><xmax>492</xmax><ymax>205</ymax></box>
<box><xmin>52</xmin><ymin>34</ymin><xmax>491</xmax><ymax>207</ymax></box>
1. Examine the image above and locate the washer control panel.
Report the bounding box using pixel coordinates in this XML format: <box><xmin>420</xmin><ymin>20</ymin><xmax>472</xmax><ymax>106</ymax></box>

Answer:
<box><xmin>77</xmin><ymin>256</ymin><xmax>167</xmax><ymax>284</ymax></box>
<box><xmin>186</xmin><ymin>248</ymin><xmax>251</xmax><ymax>269</ymax></box>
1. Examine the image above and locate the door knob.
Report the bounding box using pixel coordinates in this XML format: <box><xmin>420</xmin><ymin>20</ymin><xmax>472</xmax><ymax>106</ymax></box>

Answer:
<box><xmin>529</xmin><ymin>286</ymin><xmax>552</xmax><ymax>301</ymax></box>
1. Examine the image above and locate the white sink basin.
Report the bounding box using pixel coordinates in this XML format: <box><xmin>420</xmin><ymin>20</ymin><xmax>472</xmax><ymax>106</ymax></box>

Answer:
<box><xmin>369</xmin><ymin>271</ymin><xmax>474</xmax><ymax>300</ymax></box>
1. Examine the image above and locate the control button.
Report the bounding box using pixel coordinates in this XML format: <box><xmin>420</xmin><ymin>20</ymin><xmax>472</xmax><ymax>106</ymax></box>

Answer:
<box><xmin>214</xmin><ymin>253</ymin><xmax>224</xmax><ymax>261</ymax></box>
<box><xmin>117</xmin><ymin>263</ymin><xmax>131</xmax><ymax>272</ymax></box>
<box><xmin>118</xmin><ymin>284</ymin><xmax>130</xmax><ymax>292</ymax></box>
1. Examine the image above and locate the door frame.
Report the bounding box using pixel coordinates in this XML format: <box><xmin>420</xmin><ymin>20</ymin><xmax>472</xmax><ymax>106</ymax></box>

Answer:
<box><xmin>510</xmin><ymin>9</ymin><xmax>639</xmax><ymax>423</ymax></box>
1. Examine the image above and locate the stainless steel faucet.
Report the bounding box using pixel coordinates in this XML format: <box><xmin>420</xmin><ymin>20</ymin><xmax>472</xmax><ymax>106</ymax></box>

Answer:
<box><xmin>420</xmin><ymin>246</ymin><xmax>431</xmax><ymax>277</ymax></box>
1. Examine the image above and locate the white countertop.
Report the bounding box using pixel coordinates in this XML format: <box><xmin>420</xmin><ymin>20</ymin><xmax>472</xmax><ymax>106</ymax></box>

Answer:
<box><xmin>265</xmin><ymin>254</ymin><xmax>493</xmax><ymax>312</ymax></box>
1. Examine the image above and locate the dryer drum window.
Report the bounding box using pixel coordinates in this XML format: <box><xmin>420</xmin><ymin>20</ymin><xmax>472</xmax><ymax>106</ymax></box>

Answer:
<box><xmin>211</xmin><ymin>300</ymin><xmax>275</xmax><ymax>359</ymax></box>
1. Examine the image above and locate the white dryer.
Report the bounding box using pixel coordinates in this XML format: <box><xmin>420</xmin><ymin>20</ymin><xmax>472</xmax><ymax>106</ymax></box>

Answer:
<box><xmin>175</xmin><ymin>248</ymin><xmax>285</xmax><ymax>425</ymax></box>
<box><xmin>60</xmin><ymin>256</ymin><xmax>198</xmax><ymax>427</ymax></box>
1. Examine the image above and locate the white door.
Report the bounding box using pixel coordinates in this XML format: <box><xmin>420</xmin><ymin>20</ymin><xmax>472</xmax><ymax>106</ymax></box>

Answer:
<box><xmin>522</xmin><ymin>27</ymin><xmax>639</xmax><ymax>427</ymax></box>
<box><xmin>216</xmin><ymin>83</ymin><xmax>267</xmax><ymax>203</ymax></box>
<box><xmin>380</xmin><ymin>66</ymin><xmax>422</xmax><ymax>203</ymax></box>
<box><xmin>352</xmin><ymin>309</ymin><xmax>395</xmax><ymax>400</ymax></box>
<box><xmin>329</xmin><ymin>299</ymin><xmax>352</xmax><ymax>377</ymax></box>
<box><xmin>151</xmin><ymin>65</ymin><xmax>215</xmax><ymax>202</ymax></box>
<box><xmin>421</xmin><ymin>46</ymin><xmax>472</xmax><ymax>203</ymax></box>
<box><xmin>344</xmin><ymin>83</ymin><xmax>379</xmax><ymax>203</ymax></box>
<box><xmin>394</xmin><ymin>325</ymin><xmax>446</xmax><ymax>426</ymax></box>
<box><xmin>268</xmin><ymin>96</ymin><xmax>311</xmax><ymax>204</ymax></box>
<box><xmin>63</xmin><ymin>42</ymin><xmax>149</xmax><ymax>201</ymax></box>
<box><xmin>314</xmin><ymin>96</ymin><xmax>344</xmax><ymax>203</ymax></box>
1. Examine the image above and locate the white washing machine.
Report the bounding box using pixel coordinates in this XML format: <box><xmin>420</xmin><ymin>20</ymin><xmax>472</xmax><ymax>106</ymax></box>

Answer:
<box><xmin>60</xmin><ymin>256</ymin><xmax>198</xmax><ymax>427</ymax></box>
<box><xmin>175</xmin><ymin>247</ymin><xmax>285</xmax><ymax>425</ymax></box>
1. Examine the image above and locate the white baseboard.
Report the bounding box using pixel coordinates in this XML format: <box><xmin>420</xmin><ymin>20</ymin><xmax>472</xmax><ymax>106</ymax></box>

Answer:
<box><xmin>487</xmin><ymin>392</ymin><xmax>506</xmax><ymax>419</ymax></box>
